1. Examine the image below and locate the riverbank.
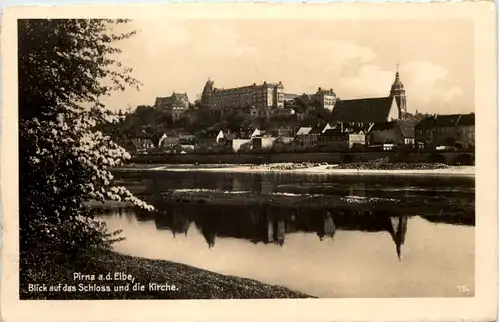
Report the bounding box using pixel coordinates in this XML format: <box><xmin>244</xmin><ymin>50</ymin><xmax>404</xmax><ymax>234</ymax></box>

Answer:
<box><xmin>158</xmin><ymin>189</ymin><xmax>473</xmax><ymax>217</ymax></box>
<box><xmin>130</xmin><ymin>150</ymin><xmax>475</xmax><ymax>166</ymax></box>
<box><xmin>117</xmin><ymin>163</ymin><xmax>475</xmax><ymax>177</ymax></box>
<box><xmin>21</xmin><ymin>250</ymin><xmax>312</xmax><ymax>299</ymax></box>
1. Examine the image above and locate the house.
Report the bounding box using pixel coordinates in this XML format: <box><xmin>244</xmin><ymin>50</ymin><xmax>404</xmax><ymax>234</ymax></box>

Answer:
<box><xmin>229</xmin><ymin>129</ymin><xmax>278</xmax><ymax>152</ymax></box>
<box><xmin>274</xmin><ymin>127</ymin><xmax>295</xmax><ymax>144</ymax></box>
<box><xmin>154</xmin><ymin>92</ymin><xmax>190</xmax><ymax>122</ymax></box>
<box><xmin>215</xmin><ymin>130</ymin><xmax>225</xmax><ymax>143</ymax></box>
<box><xmin>216</xmin><ymin>131</ymin><xmax>237</xmax><ymax>149</ymax></box>
<box><xmin>313</xmin><ymin>87</ymin><xmax>337</xmax><ymax>111</ymax></box>
<box><xmin>252</xmin><ymin>136</ymin><xmax>278</xmax><ymax>150</ymax></box>
<box><xmin>178</xmin><ymin>132</ymin><xmax>196</xmax><ymax>142</ymax></box>
<box><xmin>234</xmin><ymin>131</ymin><xmax>254</xmax><ymax>152</ymax></box>
<box><xmin>195</xmin><ymin>129</ymin><xmax>221</xmax><ymax>149</ymax></box>
<box><xmin>296</xmin><ymin>126</ymin><xmax>312</xmax><ymax>137</ymax></box>
<box><xmin>180</xmin><ymin>144</ymin><xmax>195</xmax><ymax>152</ymax></box>
<box><xmin>233</xmin><ymin>138</ymin><xmax>252</xmax><ymax>152</ymax></box>
<box><xmin>250</xmin><ymin>128</ymin><xmax>262</xmax><ymax>138</ymax></box>
<box><xmin>318</xmin><ymin>128</ymin><xmax>366</xmax><ymax>151</ymax></box>
<box><xmin>231</xmin><ymin>129</ymin><xmax>256</xmax><ymax>152</ymax></box>
<box><xmin>414</xmin><ymin>113</ymin><xmax>475</xmax><ymax>149</ymax></box>
<box><xmin>309</xmin><ymin>123</ymin><xmax>333</xmax><ymax>143</ymax></box>
<box><xmin>158</xmin><ymin>133</ymin><xmax>181</xmax><ymax>148</ymax></box>
<box><xmin>368</xmin><ymin>120</ymin><xmax>418</xmax><ymax>147</ymax></box>
<box><xmin>124</xmin><ymin>138</ymin><xmax>155</xmax><ymax>154</ymax></box>
<box><xmin>294</xmin><ymin>124</ymin><xmax>332</xmax><ymax>147</ymax></box>
<box><xmin>276</xmin><ymin>127</ymin><xmax>295</xmax><ymax>138</ymax></box>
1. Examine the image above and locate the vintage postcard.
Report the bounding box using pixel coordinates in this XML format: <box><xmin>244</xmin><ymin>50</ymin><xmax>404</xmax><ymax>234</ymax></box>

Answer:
<box><xmin>1</xmin><ymin>2</ymin><xmax>497</xmax><ymax>322</ymax></box>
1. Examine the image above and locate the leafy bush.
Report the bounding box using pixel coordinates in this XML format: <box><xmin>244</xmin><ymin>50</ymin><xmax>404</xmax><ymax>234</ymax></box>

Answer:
<box><xmin>18</xmin><ymin>19</ymin><xmax>153</xmax><ymax>269</ymax></box>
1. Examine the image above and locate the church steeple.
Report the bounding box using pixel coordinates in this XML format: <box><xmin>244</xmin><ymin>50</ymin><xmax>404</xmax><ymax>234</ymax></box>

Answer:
<box><xmin>390</xmin><ymin>64</ymin><xmax>407</xmax><ymax>119</ymax></box>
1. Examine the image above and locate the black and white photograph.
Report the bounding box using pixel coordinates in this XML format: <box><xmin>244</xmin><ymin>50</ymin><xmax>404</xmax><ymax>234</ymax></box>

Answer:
<box><xmin>1</xmin><ymin>3</ymin><xmax>497</xmax><ymax>322</ymax></box>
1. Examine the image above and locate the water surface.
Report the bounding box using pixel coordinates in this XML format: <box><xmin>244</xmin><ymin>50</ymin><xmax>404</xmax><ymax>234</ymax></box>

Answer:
<box><xmin>101</xmin><ymin>170</ymin><xmax>475</xmax><ymax>298</ymax></box>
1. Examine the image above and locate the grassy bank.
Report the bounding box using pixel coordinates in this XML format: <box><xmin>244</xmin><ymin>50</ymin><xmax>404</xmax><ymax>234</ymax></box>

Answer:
<box><xmin>21</xmin><ymin>251</ymin><xmax>312</xmax><ymax>300</ymax></box>
<box><xmin>159</xmin><ymin>190</ymin><xmax>474</xmax><ymax>218</ymax></box>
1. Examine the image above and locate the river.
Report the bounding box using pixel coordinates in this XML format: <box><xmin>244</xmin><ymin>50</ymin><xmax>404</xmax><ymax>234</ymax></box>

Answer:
<box><xmin>99</xmin><ymin>170</ymin><xmax>475</xmax><ymax>298</ymax></box>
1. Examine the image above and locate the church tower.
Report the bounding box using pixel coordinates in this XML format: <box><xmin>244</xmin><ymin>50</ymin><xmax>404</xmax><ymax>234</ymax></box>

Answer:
<box><xmin>390</xmin><ymin>65</ymin><xmax>407</xmax><ymax>119</ymax></box>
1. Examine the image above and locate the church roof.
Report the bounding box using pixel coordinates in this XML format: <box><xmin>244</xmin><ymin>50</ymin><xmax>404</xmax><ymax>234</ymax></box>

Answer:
<box><xmin>331</xmin><ymin>97</ymin><xmax>394</xmax><ymax>123</ymax></box>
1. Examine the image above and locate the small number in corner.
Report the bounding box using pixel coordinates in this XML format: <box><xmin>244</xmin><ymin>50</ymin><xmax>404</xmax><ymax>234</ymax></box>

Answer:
<box><xmin>456</xmin><ymin>285</ymin><xmax>471</xmax><ymax>293</ymax></box>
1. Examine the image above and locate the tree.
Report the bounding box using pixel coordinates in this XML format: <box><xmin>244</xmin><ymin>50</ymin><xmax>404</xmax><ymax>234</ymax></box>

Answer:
<box><xmin>18</xmin><ymin>19</ymin><xmax>152</xmax><ymax>267</ymax></box>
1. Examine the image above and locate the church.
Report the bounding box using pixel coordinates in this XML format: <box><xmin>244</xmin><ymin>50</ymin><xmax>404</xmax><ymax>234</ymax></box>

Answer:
<box><xmin>331</xmin><ymin>68</ymin><xmax>409</xmax><ymax>130</ymax></box>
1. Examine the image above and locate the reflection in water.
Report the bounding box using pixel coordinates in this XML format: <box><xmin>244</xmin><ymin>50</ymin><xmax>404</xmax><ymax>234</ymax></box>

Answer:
<box><xmin>101</xmin><ymin>204</ymin><xmax>417</xmax><ymax>261</ymax></box>
<box><xmin>389</xmin><ymin>216</ymin><xmax>407</xmax><ymax>260</ymax></box>
<box><xmin>115</xmin><ymin>170</ymin><xmax>475</xmax><ymax>203</ymax></box>
<box><xmin>105</xmin><ymin>170</ymin><xmax>475</xmax><ymax>298</ymax></box>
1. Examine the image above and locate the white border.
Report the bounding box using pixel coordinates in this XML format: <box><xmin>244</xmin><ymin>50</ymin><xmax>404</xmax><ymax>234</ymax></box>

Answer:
<box><xmin>1</xmin><ymin>3</ymin><xmax>497</xmax><ymax>322</ymax></box>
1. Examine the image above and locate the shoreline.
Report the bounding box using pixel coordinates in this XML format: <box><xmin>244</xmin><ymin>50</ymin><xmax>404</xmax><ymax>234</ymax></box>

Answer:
<box><xmin>116</xmin><ymin>164</ymin><xmax>475</xmax><ymax>177</ymax></box>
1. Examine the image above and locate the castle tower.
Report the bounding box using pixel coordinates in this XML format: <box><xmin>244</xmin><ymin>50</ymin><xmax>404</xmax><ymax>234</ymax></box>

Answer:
<box><xmin>201</xmin><ymin>78</ymin><xmax>214</xmax><ymax>107</ymax></box>
<box><xmin>390</xmin><ymin>65</ymin><xmax>407</xmax><ymax>119</ymax></box>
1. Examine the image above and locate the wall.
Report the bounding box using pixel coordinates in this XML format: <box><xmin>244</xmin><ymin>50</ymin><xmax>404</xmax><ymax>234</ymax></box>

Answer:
<box><xmin>233</xmin><ymin>139</ymin><xmax>251</xmax><ymax>152</ymax></box>
<box><xmin>261</xmin><ymin>137</ymin><xmax>277</xmax><ymax>149</ymax></box>
<box><xmin>131</xmin><ymin>151</ymin><xmax>475</xmax><ymax>165</ymax></box>
<box><xmin>348</xmin><ymin>134</ymin><xmax>366</xmax><ymax>147</ymax></box>
<box><xmin>387</xmin><ymin>97</ymin><xmax>400</xmax><ymax>121</ymax></box>
<box><xmin>458</xmin><ymin>125</ymin><xmax>475</xmax><ymax>147</ymax></box>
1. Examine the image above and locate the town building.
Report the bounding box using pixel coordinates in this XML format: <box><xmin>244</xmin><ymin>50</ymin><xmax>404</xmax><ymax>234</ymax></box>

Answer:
<box><xmin>122</xmin><ymin>138</ymin><xmax>156</xmax><ymax>154</ymax></box>
<box><xmin>158</xmin><ymin>133</ymin><xmax>181</xmax><ymax>148</ymax></box>
<box><xmin>295</xmin><ymin>126</ymin><xmax>313</xmax><ymax>137</ymax></box>
<box><xmin>283</xmin><ymin>93</ymin><xmax>300</xmax><ymax>102</ymax></box>
<box><xmin>309</xmin><ymin>123</ymin><xmax>333</xmax><ymax>142</ymax></box>
<box><xmin>331</xmin><ymin>68</ymin><xmax>408</xmax><ymax>129</ymax></box>
<box><xmin>294</xmin><ymin>123</ymin><xmax>332</xmax><ymax>148</ymax></box>
<box><xmin>200</xmin><ymin>79</ymin><xmax>285</xmax><ymax>109</ymax></box>
<box><xmin>318</xmin><ymin>128</ymin><xmax>366</xmax><ymax>151</ymax></box>
<box><xmin>154</xmin><ymin>92</ymin><xmax>190</xmax><ymax>122</ymax></box>
<box><xmin>414</xmin><ymin>113</ymin><xmax>475</xmax><ymax>149</ymax></box>
<box><xmin>224</xmin><ymin>129</ymin><xmax>264</xmax><ymax>152</ymax></box>
<box><xmin>367</xmin><ymin>120</ymin><xmax>418</xmax><ymax>147</ymax></box>
<box><xmin>313</xmin><ymin>87</ymin><xmax>337</xmax><ymax>111</ymax></box>
<box><xmin>244</xmin><ymin>106</ymin><xmax>293</xmax><ymax>119</ymax></box>
<box><xmin>178</xmin><ymin>132</ymin><xmax>196</xmax><ymax>142</ymax></box>
<box><xmin>194</xmin><ymin>129</ymin><xmax>222</xmax><ymax>151</ymax></box>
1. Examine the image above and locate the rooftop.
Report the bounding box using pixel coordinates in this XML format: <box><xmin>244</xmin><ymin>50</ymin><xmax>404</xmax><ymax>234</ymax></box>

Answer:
<box><xmin>415</xmin><ymin>113</ymin><xmax>475</xmax><ymax>129</ymax></box>
<box><xmin>331</xmin><ymin>97</ymin><xmax>394</xmax><ymax>123</ymax></box>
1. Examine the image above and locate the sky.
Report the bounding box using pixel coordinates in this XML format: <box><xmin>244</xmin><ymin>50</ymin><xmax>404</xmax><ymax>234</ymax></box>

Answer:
<box><xmin>102</xmin><ymin>19</ymin><xmax>474</xmax><ymax>115</ymax></box>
